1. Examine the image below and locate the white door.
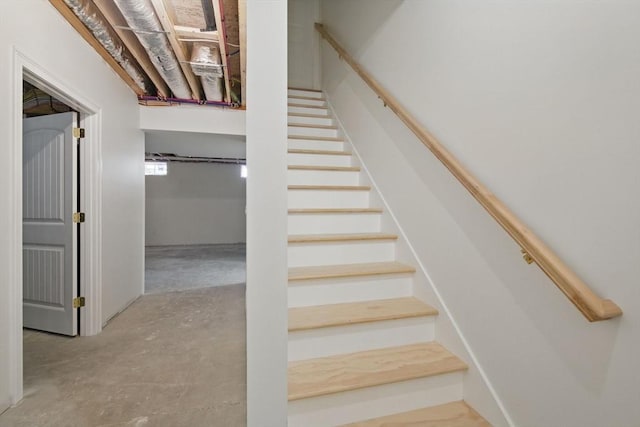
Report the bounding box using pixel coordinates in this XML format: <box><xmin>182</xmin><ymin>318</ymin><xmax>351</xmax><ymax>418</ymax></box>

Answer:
<box><xmin>23</xmin><ymin>112</ymin><xmax>78</xmax><ymax>336</ymax></box>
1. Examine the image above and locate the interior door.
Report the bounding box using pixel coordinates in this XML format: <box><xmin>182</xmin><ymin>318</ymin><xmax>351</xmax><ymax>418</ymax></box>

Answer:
<box><xmin>23</xmin><ymin>111</ymin><xmax>78</xmax><ymax>336</ymax></box>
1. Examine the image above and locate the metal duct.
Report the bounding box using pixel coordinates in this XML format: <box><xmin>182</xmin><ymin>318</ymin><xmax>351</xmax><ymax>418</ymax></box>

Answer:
<box><xmin>112</xmin><ymin>0</ymin><xmax>192</xmax><ymax>99</ymax></box>
<box><xmin>190</xmin><ymin>42</ymin><xmax>224</xmax><ymax>101</ymax></box>
<box><xmin>63</xmin><ymin>0</ymin><xmax>152</xmax><ymax>93</ymax></box>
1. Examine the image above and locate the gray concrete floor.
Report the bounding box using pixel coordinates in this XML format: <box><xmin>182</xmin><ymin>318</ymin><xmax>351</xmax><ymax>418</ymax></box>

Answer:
<box><xmin>0</xmin><ymin>285</ymin><xmax>246</xmax><ymax>427</ymax></box>
<box><xmin>145</xmin><ymin>244</ymin><xmax>246</xmax><ymax>294</ymax></box>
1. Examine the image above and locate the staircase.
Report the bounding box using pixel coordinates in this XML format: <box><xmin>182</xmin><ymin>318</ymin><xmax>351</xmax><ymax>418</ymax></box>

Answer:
<box><xmin>286</xmin><ymin>88</ymin><xmax>493</xmax><ymax>426</ymax></box>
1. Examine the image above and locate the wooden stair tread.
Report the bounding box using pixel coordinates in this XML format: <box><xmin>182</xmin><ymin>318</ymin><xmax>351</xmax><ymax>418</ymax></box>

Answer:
<box><xmin>289</xmin><ymin>102</ymin><xmax>327</xmax><ymax>108</ymax></box>
<box><xmin>342</xmin><ymin>401</ymin><xmax>492</xmax><ymax>427</ymax></box>
<box><xmin>289</xmin><ymin>135</ymin><xmax>343</xmax><ymax>142</ymax></box>
<box><xmin>288</xmin><ymin>149</ymin><xmax>352</xmax><ymax>156</ymax></box>
<box><xmin>289</xmin><ymin>86</ymin><xmax>323</xmax><ymax>93</ymax></box>
<box><xmin>288</xmin><ymin>342</ymin><xmax>467</xmax><ymax>400</ymax></box>
<box><xmin>289</xmin><ymin>261</ymin><xmax>415</xmax><ymax>281</ymax></box>
<box><xmin>288</xmin><ymin>123</ymin><xmax>337</xmax><ymax>130</ymax></box>
<box><xmin>288</xmin><ymin>112</ymin><xmax>331</xmax><ymax>119</ymax></box>
<box><xmin>288</xmin><ymin>232</ymin><xmax>397</xmax><ymax>243</ymax></box>
<box><xmin>288</xmin><ymin>165</ymin><xmax>360</xmax><ymax>172</ymax></box>
<box><xmin>288</xmin><ymin>185</ymin><xmax>370</xmax><ymax>191</ymax></box>
<box><xmin>288</xmin><ymin>208</ymin><xmax>383</xmax><ymax>214</ymax></box>
<box><xmin>289</xmin><ymin>297</ymin><xmax>438</xmax><ymax>331</ymax></box>
<box><xmin>288</xmin><ymin>95</ymin><xmax>326</xmax><ymax>101</ymax></box>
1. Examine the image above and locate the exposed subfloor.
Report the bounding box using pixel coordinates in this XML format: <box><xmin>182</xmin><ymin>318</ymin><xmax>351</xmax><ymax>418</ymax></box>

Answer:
<box><xmin>145</xmin><ymin>244</ymin><xmax>246</xmax><ymax>294</ymax></box>
<box><xmin>0</xmin><ymin>285</ymin><xmax>246</xmax><ymax>427</ymax></box>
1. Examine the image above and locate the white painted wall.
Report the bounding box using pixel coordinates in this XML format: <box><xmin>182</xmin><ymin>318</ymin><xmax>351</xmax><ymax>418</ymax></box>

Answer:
<box><xmin>0</xmin><ymin>0</ymin><xmax>145</xmax><ymax>408</ymax></box>
<box><xmin>320</xmin><ymin>1</ymin><xmax>640</xmax><ymax>426</ymax></box>
<box><xmin>288</xmin><ymin>0</ymin><xmax>321</xmax><ymax>89</ymax></box>
<box><xmin>140</xmin><ymin>104</ymin><xmax>245</xmax><ymax>135</ymax></box>
<box><xmin>145</xmin><ymin>130</ymin><xmax>246</xmax><ymax>158</ymax></box>
<box><xmin>145</xmin><ymin>162</ymin><xmax>246</xmax><ymax>246</ymax></box>
<box><xmin>246</xmin><ymin>0</ymin><xmax>289</xmax><ymax>425</ymax></box>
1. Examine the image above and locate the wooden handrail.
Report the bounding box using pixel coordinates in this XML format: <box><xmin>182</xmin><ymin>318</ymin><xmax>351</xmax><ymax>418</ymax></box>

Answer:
<box><xmin>315</xmin><ymin>23</ymin><xmax>622</xmax><ymax>322</ymax></box>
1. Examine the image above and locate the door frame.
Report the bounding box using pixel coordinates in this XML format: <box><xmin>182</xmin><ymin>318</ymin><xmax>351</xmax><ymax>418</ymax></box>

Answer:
<box><xmin>8</xmin><ymin>48</ymin><xmax>104</xmax><ymax>404</ymax></box>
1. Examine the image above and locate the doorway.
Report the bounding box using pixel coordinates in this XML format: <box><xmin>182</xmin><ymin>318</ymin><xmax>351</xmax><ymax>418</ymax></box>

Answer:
<box><xmin>7</xmin><ymin>51</ymin><xmax>104</xmax><ymax>406</ymax></box>
<box><xmin>143</xmin><ymin>131</ymin><xmax>247</xmax><ymax>295</ymax></box>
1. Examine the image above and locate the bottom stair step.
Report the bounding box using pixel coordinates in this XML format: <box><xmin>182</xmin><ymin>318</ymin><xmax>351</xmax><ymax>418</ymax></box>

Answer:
<box><xmin>288</xmin><ymin>342</ymin><xmax>467</xmax><ymax>401</ymax></box>
<box><xmin>342</xmin><ymin>400</ymin><xmax>492</xmax><ymax>427</ymax></box>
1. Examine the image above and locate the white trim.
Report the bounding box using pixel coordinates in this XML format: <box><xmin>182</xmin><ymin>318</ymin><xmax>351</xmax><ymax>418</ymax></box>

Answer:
<box><xmin>325</xmin><ymin>96</ymin><xmax>515</xmax><ymax>427</ymax></box>
<box><xmin>10</xmin><ymin>48</ymin><xmax>104</xmax><ymax>404</ymax></box>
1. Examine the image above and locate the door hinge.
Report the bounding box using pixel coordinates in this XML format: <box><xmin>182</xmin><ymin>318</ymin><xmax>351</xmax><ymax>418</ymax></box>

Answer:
<box><xmin>73</xmin><ymin>127</ymin><xmax>85</xmax><ymax>139</ymax></box>
<box><xmin>72</xmin><ymin>212</ymin><xmax>86</xmax><ymax>223</ymax></box>
<box><xmin>73</xmin><ymin>296</ymin><xmax>86</xmax><ymax>309</ymax></box>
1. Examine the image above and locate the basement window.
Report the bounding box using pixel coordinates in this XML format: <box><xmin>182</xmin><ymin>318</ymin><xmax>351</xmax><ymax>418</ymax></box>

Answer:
<box><xmin>241</xmin><ymin>165</ymin><xmax>247</xmax><ymax>178</ymax></box>
<box><xmin>145</xmin><ymin>161</ymin><xmax>168</xmax><ymax>176</ymax></box>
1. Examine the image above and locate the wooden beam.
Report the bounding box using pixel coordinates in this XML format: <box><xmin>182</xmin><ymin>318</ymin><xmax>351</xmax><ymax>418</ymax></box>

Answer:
<box><xmin>174</xmin><ymin>25</ymin><xmax>219</xmax><ymax>42</ymax></box>
<box><xmin>211</xmin><ymin>0</ymin><xmax>232</xmax><ymax>103</ymax></box>
<box><xmin>48</xmin><ymin>0</ymin><xmax>144</xmax><ymax>96</ymax></box>
<box><xmin>238</xmin><ymin>0</ymin><xmax>246</xmax><ymax>106</ymax></box>
<box><xmin>149</xmin><ymin>0</ymin><xmax>203</xmax><ymax>101</ymax></box>
<box><xmin>93</xmin><ymin>0</ymin><xmax>170</xmax><ymax>98</ymax></box>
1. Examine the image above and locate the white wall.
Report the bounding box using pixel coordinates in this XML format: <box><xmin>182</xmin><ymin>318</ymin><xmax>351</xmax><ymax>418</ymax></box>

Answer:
<box><xmin>288</xmin><ymin>0</ymin><xmax>321</xmax><ymax>89</ymax></box>
<box><xmin>246</xmin><ymin>0</ymin><xmax>289</xmax><ymax>425</ymax></box>
<box><xmin>0</xmin><ymin>0</ymin><xmax>145</xmax><ymax>408</ymax></box>
<box><xmin>145</xmin><ymin>162</ymin><xmax>246</xmax><ymax>246</ymax></box>
<box><xmin>320</xmin><ymin>1</ymin><xmax>640</xmax><ymax>426</ymax></box>
<box><xmin>145</xmin><ymin>130</ymin><xmax>246</xmax><ymax>158</ymax></box>
<box><xmin>140</xmin><ymin>104</ymin><xmax>245</xmax><ymax>135</ymax></box>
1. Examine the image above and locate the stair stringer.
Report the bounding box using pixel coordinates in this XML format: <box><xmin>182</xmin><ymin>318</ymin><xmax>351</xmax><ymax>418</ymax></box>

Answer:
<box><xmin>325</xmin><ymin>98</ymin><xmax>514</xmax><ymax>427</ymax></box>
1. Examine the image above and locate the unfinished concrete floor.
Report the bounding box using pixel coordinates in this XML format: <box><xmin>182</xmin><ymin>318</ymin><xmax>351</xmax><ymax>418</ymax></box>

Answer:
<box><xmin>145</xmin><ymin>244</ymin><xmax>246</xmax><ymax>294</ymax></box>
<box><xmin>0</xmin><ymin>285</ymin><xmax>246</xmax><ymax>427</ymax></box>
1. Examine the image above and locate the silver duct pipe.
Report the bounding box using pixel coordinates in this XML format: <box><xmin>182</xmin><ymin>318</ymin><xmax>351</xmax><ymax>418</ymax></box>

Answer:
<box><xmin>190</xmin><ymin>43</ymin><xmax>224</xmax><ymax>101</ymax></box>
<box><xmin>63</xmin><ymin>0</ymin><xmax>151</xmax><ymax>93</ymax></box>
<box><xmin>112</xmin><ymin>0</ymin><xmax>192</xmax><ymax>99</ymax></box>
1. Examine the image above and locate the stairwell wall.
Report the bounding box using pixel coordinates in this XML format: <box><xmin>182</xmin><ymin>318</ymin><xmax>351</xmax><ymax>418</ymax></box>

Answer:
<box><xmin>319</xmin><ymin>1</ymin><xmax>640</xmax><ymax>426</ymax></box>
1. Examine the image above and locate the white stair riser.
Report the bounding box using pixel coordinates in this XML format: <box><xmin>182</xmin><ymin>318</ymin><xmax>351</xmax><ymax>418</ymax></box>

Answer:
<box><xmin>288</xmin><ymin>126</ymin><xmax>339</xmax><ymax>138</ymax></box>
<box><xmin>288</xmin><ymin>105</ymin><xmax>329</xmax><ymax>115</ymax></box>
<box><xmin>288</xmin><ymin>241</ymin><xmax>395</xmax><ymax>267</ymax></box>
<box><xmin>288</xmin><ymin>89</ymin><xmax>324</xmax><ymax>99</ymax></box>
<box><xmin>288</xmin><ymin>169</ymin><xmax>360</xmax><ymax>186</ymax></box>
<box><xmin>288</xmin><ymin>190</ymin><xmax>369</xmax><ymax>209</ymax></box>
<box><xmin>288</xmin><ymin>213</ymin><xmax>381</xmax><ymax>234</ymax></box>
<box><xmin>289</xmin><ymin>317</ymin><xmax>435</xmax><ymax>361</ymax></box>
<box><xmin>288</xmin><ymin>139</ymin><xmax>345</xmax><ymax>152</ymax></box>
<box><xmin>287</xmin><ymin>153</ymin><xmax>352</xmax><ymax>167</ymax></box>
<box><xmin>288</xmin><ymin>115</ymin><xmax>334</xmax><ymax>126</ymax></box>
<box><xmin>288</xmin><ymin>372</ymin><xmax>464</xmax><ymax>427</ymax></box>
<box><xmin>288</xmin><ymin>97</ymin><xmax>326</xmax><ymax>107</ymax></box>
<box><xmin>288</xmin><ymin>275</ymin><xmax>413</xmax><ymax>307</ymax></box>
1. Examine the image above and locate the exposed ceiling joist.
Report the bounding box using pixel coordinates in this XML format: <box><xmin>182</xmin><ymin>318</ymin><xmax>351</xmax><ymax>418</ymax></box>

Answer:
<box><xmin>49</xmin><ymin>0</ymin><xmax>145</xmax><ymax>96</ymax></box>
<box><xmin>210</xmin><ymin>0</ymin><xmax>232</xmax><ymax>103</ymax></box>
<box><xmin>93</xmin><ymin>0</ymin><xmax>171</xmax><ymax>98</ymax></box>
<box><xmin>150</xmin><ymin>0</ymin><xmax>204</xmax><ymax>101</ymax></box>
<box><xmin>50</xmin><ymin>0</ymin><xmax>244</xmax><ymax>106</ymax></box>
